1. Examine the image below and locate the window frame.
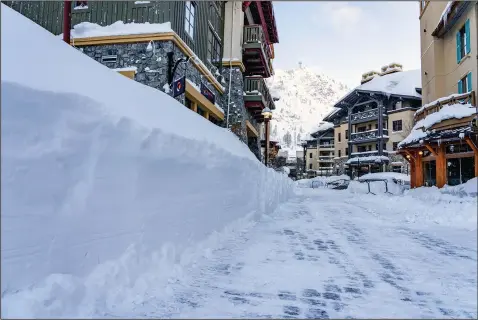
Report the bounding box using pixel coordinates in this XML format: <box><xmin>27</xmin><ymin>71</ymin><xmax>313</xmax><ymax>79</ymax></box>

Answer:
<box><xmin>393</xmin><ymin>142</ymin><xmax>399</xmax><ymax>151</ymax></box>
<box><xmin>338</xmin><ymin>132</ymin><xmax>341</xmax><ymax>142</ymax></box>
<box><xmin>184</xmin><ymin>1</ymin><xmax>196</xmax><ymax>40</ymax></box>
<box><xmin>392</xmin><ymin>120</ymin><xmax>403</xmax><ymax>132</ymax></box>
<box><xmin>207</xmin><ymin>26</ymin><xmax>222</xmax><ymax>66</ymax></box>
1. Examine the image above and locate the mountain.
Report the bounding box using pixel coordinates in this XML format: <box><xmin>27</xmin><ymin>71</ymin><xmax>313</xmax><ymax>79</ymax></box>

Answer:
<box><xmin>266</xmin><ymin>66</ymin><xmax>350</xmax><ymax>157</ymax></box>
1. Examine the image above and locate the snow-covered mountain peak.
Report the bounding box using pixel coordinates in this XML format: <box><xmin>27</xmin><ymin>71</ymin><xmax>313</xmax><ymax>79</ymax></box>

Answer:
<box><xmin>266</xmin><ymin>66</ymin><xmax>350</xmax><ymax>156</ymax></box>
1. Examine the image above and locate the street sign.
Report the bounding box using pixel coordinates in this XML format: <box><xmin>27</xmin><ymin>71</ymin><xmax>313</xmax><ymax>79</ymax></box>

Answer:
<box><xmin>200</xmin><ymin>82</ymin><xmax>215</xmax><ymax>104</ymax></box>
<box><xmin>172</xmin><ymin>76</ymin><xmax>186</xmax><ymax>98</ymax></box>
<box><xmin>471</xmin><ymin>116</ymin><xmax>478</xmax><ymax>132</ymax></box>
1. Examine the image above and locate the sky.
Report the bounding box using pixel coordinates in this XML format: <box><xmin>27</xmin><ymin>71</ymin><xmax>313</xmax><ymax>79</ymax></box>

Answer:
<box><xmin>272</xmin><ymin>1</ymin><xmax>421</xmax><ymax>89</ymax></box>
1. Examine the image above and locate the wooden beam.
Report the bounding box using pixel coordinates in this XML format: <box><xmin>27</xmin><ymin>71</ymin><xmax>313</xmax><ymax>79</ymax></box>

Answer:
<box><xmin>403</xmin><ymin>149</ymin><xmax>416</xmax><ymax>161</ymax></box>
<box><xmin>415</xmin><ymin>151</ymin><xmax>424</xmax><ymax>187</ymax></box>
<box><xmin>436</xmin><ymin>144</ymin><xmax>446</xmax><ymax>188</ymax></box>
<box><xmin>424</xmin><ymin>144</ymin><xmax>437</xmax><ymax>156</ymax></box>
<box><xmin>464</xmin><ymin>137</ymin><xmax>478</xmax><ymax>153</ymax></box>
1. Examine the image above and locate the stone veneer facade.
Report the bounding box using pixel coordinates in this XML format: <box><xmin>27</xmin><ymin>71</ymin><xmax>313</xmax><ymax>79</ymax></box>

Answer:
<box><xmin>77</xmin><ymin>40</ymin><xmax>262</xmax><ymax>160</ymax></box>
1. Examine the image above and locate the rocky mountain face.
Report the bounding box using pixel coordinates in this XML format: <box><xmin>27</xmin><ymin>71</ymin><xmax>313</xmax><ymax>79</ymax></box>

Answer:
<box><xmin>266</xmin><ymin>66</ymin><xmax>350</xmax><ymax>156</ymax></box>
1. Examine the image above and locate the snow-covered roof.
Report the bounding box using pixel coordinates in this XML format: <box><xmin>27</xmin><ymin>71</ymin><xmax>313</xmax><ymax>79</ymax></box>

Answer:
<box><xmin>65</xmin><ymin>21</ymin><xmax>172</xmax><ymax>39</ymax></box>
<box><xmin>310</xmin><ymin>121</ymin><xmax>334</xmax><ymax>134</ymax></box>
<box><xmin>398</xmin><ymin>103</ymin><xmax>476</xmax><ymax>147</ymax></box>
<box><xmin>414</xmin><ymin>93</ymin><xmax>465</xmax><ymax>117</ymax></box>
<box><xmin>356</xmin><ymin>69</ymin><xmax>421</xmax><ymax>98</ymax></box>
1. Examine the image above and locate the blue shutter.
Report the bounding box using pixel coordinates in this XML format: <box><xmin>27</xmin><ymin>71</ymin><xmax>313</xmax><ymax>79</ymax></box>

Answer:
<box><xmin>456</xmin><ymin>31</ymin><xmax>462</xmax><ymax>63</ymax></box>
<box><xmin>458</xmin><ymin>80</ymin><xmax>463</xmax><ymax>94</ymax></box>
<box><xmin>467</xmin><ymin>72</ymin><xmax>472</xmax><ymax>92</ymax></box>
<box><xmin>465</xmin><ymin>19</ymin><xmax>471</xmax><ymax>54</ymax></box>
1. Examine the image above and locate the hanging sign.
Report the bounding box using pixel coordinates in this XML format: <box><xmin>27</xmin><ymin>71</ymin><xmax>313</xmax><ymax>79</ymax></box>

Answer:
<box><xmin>172</xmin><ymin>76</ymin><xmax>186</xmax><ymax>98</ymax></box>
<box><xmin>471</xmin><ymin>116</ymin><xmax>478</xmax><ymax>132</ymax></box>
<box><xmin>200</xmin><ymin>82</ymin><xmax>216</xmax><ymax>104</ymax></box>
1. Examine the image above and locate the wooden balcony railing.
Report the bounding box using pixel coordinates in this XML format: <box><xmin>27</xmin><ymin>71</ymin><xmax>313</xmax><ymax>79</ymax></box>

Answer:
<box><xmin>350</xmin><ymin>129</ymin><xmax>389</xmax><ymax>142</ymax></box>
<box><xmin>243</xmin><ymin>25</ymin><xmax>273</xmax><ymax>75</ymax></box>
<box><xmin>244</xmin><ymin>76</ymin><xmax>275</xmax><ymax>110</ymax></box>
<box><xmin>414</xmin><ymin>91</ymin><xmax>476</xmax><ymax>122</ymax></box>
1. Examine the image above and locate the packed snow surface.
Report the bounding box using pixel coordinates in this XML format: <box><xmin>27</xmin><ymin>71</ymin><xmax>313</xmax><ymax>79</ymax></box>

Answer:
<box><xmin>66</xmin><ymin>20</ymin><xmax>172</xmax><ymax>39</ymax></box>
<box><xmin>1</xmin><ymin>3</ymin><xmax>294</xmax><ymax>310</ymax></box>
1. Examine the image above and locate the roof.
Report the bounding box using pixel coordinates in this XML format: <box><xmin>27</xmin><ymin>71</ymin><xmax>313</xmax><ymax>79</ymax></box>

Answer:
<box><xmin>432</xmin><ymin>1</ymin><xmax>473</xmax><ymax>38</ymax></box>
<box><xmin>310</xmin><ymin>122</ymin><xmax>334</xmax><ymax>136</ymax></box>
<box><xmin>325</xmin><ymin>70</ymin><xmax>422</xmax><ymax>122</ymax></box>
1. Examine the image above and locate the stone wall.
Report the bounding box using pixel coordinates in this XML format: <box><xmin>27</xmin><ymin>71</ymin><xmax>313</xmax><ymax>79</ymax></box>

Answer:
<box><xmin>220</xmin><ymin>66</ymin><xmax>262</xmax><ymax>160</ymax></box>
<box><xmin>78</xmin><ymin>40</ymin><xmax>224</xmax><ymax>109</ymax></box>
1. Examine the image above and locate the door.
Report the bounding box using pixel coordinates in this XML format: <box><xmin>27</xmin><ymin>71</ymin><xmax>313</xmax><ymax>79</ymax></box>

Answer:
<box><xmin>447</xmin><ymin>157</ymin><xmax>475</xmax><ymax>186</ymax></box>
<box><xmin>423</xmin><ymin>160</ymin><xmax>436</xmax><ymax>186</ymax></box>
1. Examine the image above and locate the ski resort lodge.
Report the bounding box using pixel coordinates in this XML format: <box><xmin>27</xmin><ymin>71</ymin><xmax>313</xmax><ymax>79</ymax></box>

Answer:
<box><xmin>4</xmin><ymin>1</ymin><xmax>280</xmax><ymax>162</ymax></box>
<box><xmin>397</xmin><ymin>1</ymin><xmax>478</xmax><ymax>188</ymax></box>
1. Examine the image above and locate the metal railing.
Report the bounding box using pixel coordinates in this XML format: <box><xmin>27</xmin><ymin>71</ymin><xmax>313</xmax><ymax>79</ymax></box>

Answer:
<box><xmin>244</xmin><ymin>76</ymin><xmax>275</xmax><ymax>110</ymax></box>
<box><xmin>350</xmin><ymin>109</ymin><xmax>379</xmax><ymax>123</ymax></box>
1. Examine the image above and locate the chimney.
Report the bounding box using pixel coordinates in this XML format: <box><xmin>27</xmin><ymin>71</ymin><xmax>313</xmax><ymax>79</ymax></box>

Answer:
<box><xmin>361</xmin><ymin>70</ymin><xmax>380</xmax><ymax>85</ymax></box>
<box><xmin>380</xmin><ymin>62</ymin><xmax>403</xmax><ymax>76</ymax></box>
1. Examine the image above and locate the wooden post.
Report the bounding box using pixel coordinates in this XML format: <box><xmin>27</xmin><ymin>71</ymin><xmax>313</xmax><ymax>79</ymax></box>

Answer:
<box><xmin>410</xmin><ymin>158</ymin><xmax>416</xmax><ymax>188</ymax></box>
<box><xmin>436</xmin><ymin>144</ymin><xmax>446</xmax><ymax>188</ymax></box>
<box><xmin>204</xmin><ymin>111</ymin><xmax>210</xmax><ymax>120</ymax></box>
<box><xmin>415</xmin><ymin>151</ymin><xmax>424</xmax><ymax>187</ymax></box>
<box><xmin>265</xmin><ymin>118</ymin><xmax>270</xmax><ymax>166</ymax></box>
<box><xmin>191</xmin><ymin>102</ymin><xmax>198</xmax><ymax>113</ymax></box>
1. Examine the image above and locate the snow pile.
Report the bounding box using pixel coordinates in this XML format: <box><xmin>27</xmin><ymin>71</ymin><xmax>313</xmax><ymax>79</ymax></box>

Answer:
<box><xmin>64</xmin><ymin>20</ymin><xmax>172</xmax><ymax>39</ymax></box>
<box><xmin>1</xmin><ymin>5</ymin><xmax>294</xmax><ymax>317</ymax></box>
<box><xmin>310</xmin><ymin>121</ymin><xmax>334</xmax><ymax>134</ymax></box>
<box><xmin>356</xmin><ymin>172</ymin><xmax>410</xmax><ymax>182</ymax></box>
<box><xmin>296</xmin><ymin>175</ymin><xmax>350</xmax><ymax>188</ymax></box>
<box><xmin>408</xmin><ymin>178</ymin><xmax>477</xmax><ymax>199</ymax></box>
<box><xmin>399</xmin><ymin>103</ymin><xmax>476</xmax><ymax>147</ymax></box>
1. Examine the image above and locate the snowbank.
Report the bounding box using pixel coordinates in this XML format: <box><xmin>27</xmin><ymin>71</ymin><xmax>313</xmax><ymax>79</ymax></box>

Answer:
<box><xmin>356</xmin><ymin>172</ymin><xmax>410</xmax><ymax>182</ymax></box>
<box><xmin>1</xmin><ymin>5</ymin><xmax>294</xmax><ymax>316</ymax></box>
<box><xmin>296</xmin><ymin>175</ymin><xmax>350</xmax><ymax>188</ymax></box>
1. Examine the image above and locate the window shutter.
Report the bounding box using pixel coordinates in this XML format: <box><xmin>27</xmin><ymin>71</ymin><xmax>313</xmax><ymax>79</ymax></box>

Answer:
<box><xmin>456</xmin><ymin>31</ymin><xmax>462</xmax><ymax>63</ymax></box>
<box><xmin>458</xmin><ymin>80</ymin><xmax>463</xmax><ymax>94</ymax></box>
<box><xmin>467</xmin><ymin>72</ymin><xmax>472</xmax><ymax>92</ymax></box>
<box><xmin>465</xmin><ymin>19</ymin><xmax>471</xmax><ymax>54</ymax></box>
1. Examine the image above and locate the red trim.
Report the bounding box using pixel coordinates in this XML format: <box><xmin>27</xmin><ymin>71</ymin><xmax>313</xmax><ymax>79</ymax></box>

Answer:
<box><xmin>261</xmin><ymin>1</ymin><xmax>279</xmax><ymax>43</ymax></box>
<box><xmin>242</xmin><ymin>1</ymin><xmax>251</xmax><ymax>11</ymax></box>
<box><xmin>255</xmin><ymin>1</ymin><xmax>271</xmax><ymax>45</ymax></box>
<box><xmin>63</xmin><ymin>1</ymin><xmax>72</xmax><ymax>43</ymax></box>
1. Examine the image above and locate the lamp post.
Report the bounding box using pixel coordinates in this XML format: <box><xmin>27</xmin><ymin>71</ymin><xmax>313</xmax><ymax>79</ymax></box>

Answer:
<box><xmin>262</xmin><ymin>107</ymin><xmax>272</xmax><ymax>166</ymax></box>
<box><xmin>167</xmin><ymin>52</ymin><xmax>191</xmax><ymax>94</ymax></box>
<box><xmin>63</xmin><ymin>1</ymin><xmax>72</xmax><ymax>44</ymax></box>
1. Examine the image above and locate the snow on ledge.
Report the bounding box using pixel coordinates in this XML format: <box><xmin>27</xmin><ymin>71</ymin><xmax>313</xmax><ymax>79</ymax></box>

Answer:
<box><xmin>66</xmin><ymin>20</ymin><xmax>172</xmax><ymax>39</ymax></box>
<box><xmin>112</xmin><ymin>66</ymin><xmax>138</xmax><ymax>73</ymax></box>
<box><xmin>415</xmin><ymin>93</ymin><xmax>465</xmax><ymax>116</ymax></box>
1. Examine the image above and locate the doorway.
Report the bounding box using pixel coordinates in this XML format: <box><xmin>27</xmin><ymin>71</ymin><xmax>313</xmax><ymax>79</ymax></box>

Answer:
<box><xmin>447</xmin><ymin>157</ymin><xmax>475</xmax><ymax>186</ymax></box>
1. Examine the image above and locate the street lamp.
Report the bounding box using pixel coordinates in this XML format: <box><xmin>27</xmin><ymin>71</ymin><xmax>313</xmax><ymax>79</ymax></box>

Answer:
<box><xmin>167</xmin><ymin>52</ymin><xmax>191</xmax><ymax>93</ymax></box>
<box><xmin>262</xmin><ymin>107</ymin><xmax>273</xmax><ymax>166</ymax></box>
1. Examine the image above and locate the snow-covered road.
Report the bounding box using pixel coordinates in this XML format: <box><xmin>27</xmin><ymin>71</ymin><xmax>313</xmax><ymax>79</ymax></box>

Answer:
<box><xmin>134</xmin><ymin>188</ymin><xmax>477</xmax><ymax>319</ymax></box>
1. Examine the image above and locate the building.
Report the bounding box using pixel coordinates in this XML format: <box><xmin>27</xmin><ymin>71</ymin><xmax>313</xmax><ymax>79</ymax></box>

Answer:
<box><xmin>323</xmin><ymin>65</ymin><xmax>422</xmax><ymax>177</ymax></box>
<box><xmin>315</xmin><ymin>124</ymin><xmax>335</xmax><ymax>175</ymax></box>
<box><xmin>4</xmin><ymin>0</ymin><xmax>279</xmax><ymax>161</ymax></box>
<box><xmin>397</xmin><ymin>1</ymin><xmax>478</xmax><ymax>188</ymax></box>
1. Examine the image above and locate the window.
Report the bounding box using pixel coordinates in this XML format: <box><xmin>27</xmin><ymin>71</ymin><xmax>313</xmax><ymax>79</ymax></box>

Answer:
<box><xmin>74</xmin><ymin>1</ymin><xmax>88</xmax><ymax>7</ymax></box>
<box><xmin>375</xmin><ymin>123</ymin><xmax>378</xmax><ymax>129</ymax></box>
<box><xmin>458</xmin><ymin>72</ymin><xmax>472</xmax><ymax>94</ymax></box>
<box><xmin>197</xmin><ymin>105</ymin><xmax>205</xmax><ymax>117</ymax></box>
<box><xmin>357</xmin><ymin>126</ymin><xmax>366</xmax><ymax>132</ymax></box>
<box><xmin>345</xmin><ymin>130</ymin><xmax>348</xmax><ymax>139</ymax></box>
<box><xmin>392</xmin><ymin>120</ymin><xmax>403</xmax><ymax>132</ymax></box>
<box><xmin>338</xmin><ymin>150</ymin><xmax>342</xmax><ymax>157</ymax></box>
<box><xmin>207</xmin><ymin>28</ymin><xmax>222</xmax><ymax>65</ymax></box>
<box><xmin>309</xmin><ymin>164</ymin><xmax>313</xmax><ymax>170</ymax></box>
<box><xmin>393</xmin><ymin>142</ymin><xmax>398</xmax><ymax>151</ymax></box>
<box><xmin>345</xmin><ymin>148</ymin><xmax>348</xmax><ymax>156</ymax></box>
<box><xmin>309</xmin><ymin>153</ymin><xmax>312</xmax><ymax>159</ymax></box>
<box><xmin>367</xmin><ymin>124</ymin><xmax>372</xmax><ymax>131</ymax></box>
<box><xmin>185</xmin><ymin>97</ymin><xmax>193</xmax><ymax>109</ymax></box>
<box><xmin>456</xmin><ymin>19</ymin><xmax>470</xmax><ymax>63</ymax></box>
<box><xmin>338</xmin><ymin>132</ymin><xmax>341</xmax><ymax>142</ymax></box>
<box><xmin>184</xmin><ymin>1</ymin><xmax>196</xmax><ymax>39</ymax></box>
<box><xmin>367</xmin><ymin>145</ymin><xmax>372</xmax><ymax>151</ymax></box>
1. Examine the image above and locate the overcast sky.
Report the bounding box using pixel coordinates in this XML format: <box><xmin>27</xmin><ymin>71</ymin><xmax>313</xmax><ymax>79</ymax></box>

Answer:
<box><xmin>272</xmin><ymin>1</ymin><xmax>421</xmax><ymax>88</ymax></box>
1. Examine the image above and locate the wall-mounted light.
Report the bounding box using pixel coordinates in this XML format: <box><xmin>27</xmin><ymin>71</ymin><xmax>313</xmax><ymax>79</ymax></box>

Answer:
<box><xmin>418</xmin><ymin>151</ymin><xmax>423</xmax><ymax>155</ymax></box>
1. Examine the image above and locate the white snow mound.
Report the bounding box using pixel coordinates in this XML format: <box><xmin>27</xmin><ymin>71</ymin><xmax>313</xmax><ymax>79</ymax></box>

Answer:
<box><xmin>1</xmin><ymin>5</ymin><xmax>294</xmax><ymax>317</ymax></box>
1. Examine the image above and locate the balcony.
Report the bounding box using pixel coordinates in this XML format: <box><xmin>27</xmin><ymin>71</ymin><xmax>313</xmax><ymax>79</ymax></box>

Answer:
<box><xmin>350</xmin><ymin>109</ymin><xmax>387</xmax><ymax>124</ymax></box>
<box><xmin>243</xmin><ymin>25</ymin><xmax>273</xmax><ymax>78</ymax></box>
<box><xmin>244</xmin><ymin>76</ymin><xmax>275</xmax><ymax>123</ymax></box>
<box><xmin>350</xmin><ymin>129</ymin><xmax>389</xmax><ymax>143</ymax></box>
<box><xmin>318</xmin><ymin>156</ymin><xmax>334</xmax><ymax>163</ymax></box>
<box><xmin>318</xmin><ymin>144</ymin><xmax>334</xmax><ymax>149</ymax></box>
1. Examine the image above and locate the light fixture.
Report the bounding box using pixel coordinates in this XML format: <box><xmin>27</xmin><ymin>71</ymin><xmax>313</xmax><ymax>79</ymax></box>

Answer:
<box><xmin>418</xmin><ymin>151</ymin><xmax>423</xmax><ymax>155</ymax></box>
<box><xmin>406</xmin><ymin>155</ymin><xmax>410</xmax><ymax>159</ymax></box>
<box><xmin>262</xmin><ymin>107</ymin><xmax>272</xmax><ymax>119</ymax></box>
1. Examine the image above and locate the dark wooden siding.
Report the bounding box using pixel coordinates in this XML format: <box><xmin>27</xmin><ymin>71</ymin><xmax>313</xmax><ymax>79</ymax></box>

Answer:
<box><xmin>2</xmin><ymin>1</ymin><xmax>224</xmax><ymax>68</ymax></box>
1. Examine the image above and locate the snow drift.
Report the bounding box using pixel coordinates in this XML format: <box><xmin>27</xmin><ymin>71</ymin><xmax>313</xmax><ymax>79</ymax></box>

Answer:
<box><xmin>1</xmin><ymin>5</ymin><xmax>293</xmax><ymax>316</ymax></box>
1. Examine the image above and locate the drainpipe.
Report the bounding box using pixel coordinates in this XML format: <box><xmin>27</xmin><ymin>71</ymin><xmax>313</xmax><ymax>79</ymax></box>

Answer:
<box><xmin>63</xmin><ymin>1</ymin><xmax>71</xmax><ymax>44</ymax></box>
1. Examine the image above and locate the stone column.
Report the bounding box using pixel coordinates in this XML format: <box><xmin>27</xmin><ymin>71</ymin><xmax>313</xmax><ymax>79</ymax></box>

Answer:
<box><xmin>377</xmin><ymin>100</ymin><xmax>384</xmax><ymax>155</ymax></box>
<box><xmin>221</xmin><ymin>67</ymin><xmax>247</xmax><ymax>143</ymax></box>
